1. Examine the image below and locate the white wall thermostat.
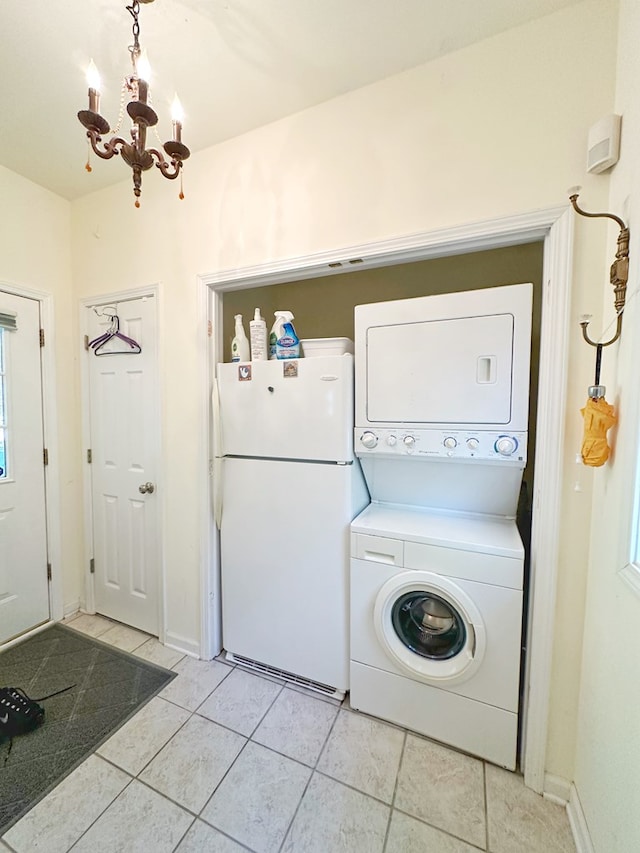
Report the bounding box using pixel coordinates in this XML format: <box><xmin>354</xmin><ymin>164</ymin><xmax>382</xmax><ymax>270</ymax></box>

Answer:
<box><xmin>587</xmin><ymin>114</ymin><xmax>622</xmax><ymax>174</ymax></box>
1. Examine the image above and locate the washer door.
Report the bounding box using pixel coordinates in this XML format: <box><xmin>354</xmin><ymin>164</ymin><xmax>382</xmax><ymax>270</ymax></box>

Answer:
<box><xmin>373</xmin><ymin>571</ymin><xmax>486</xmax><ymax>685</ymax></box>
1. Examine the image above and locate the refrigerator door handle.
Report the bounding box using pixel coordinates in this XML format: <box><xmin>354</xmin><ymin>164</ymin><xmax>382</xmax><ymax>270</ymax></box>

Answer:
<box><xmin>212</xmin><ymin>378</ymin><xmax>223</xmax><ymax>458</ymax></box>
<box><xmin>212</xmin><ymin>378</ymin><xmax>224</xmax><ymax>529</ymax></box>
<box><xmin>213</xmin><ymin>456</ymin><xmax>223</xmax><ymax>529</ymax></box>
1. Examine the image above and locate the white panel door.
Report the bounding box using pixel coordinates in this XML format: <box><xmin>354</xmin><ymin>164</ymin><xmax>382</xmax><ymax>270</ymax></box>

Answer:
<box><xmin>87</xmin><ymin>296</ymin><xmax>160</xmax><ymax>635</ymax></box>
<box><xmin>0</xmin><ymin>292</ymin><xmax>49</xmax><ymax>644</ymax></box>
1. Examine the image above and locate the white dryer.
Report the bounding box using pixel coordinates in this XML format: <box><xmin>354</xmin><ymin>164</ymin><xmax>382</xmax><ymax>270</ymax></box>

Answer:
<box><xmin>354</xmin><ymin>282</ymin><xmax>532</xmax><ymax>517</ymax></box>
<box><xmin>350</xmin><ymin>503</ymin><xmax>524</xmax><ymax>770</ymax></box>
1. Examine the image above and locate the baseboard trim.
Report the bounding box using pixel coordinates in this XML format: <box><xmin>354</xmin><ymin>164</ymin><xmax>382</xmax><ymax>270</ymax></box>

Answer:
<box><xmin>567</xmin><ymin>785</ymin><xmax>595</xmax><ymax>853</ymax></box>
<box><xmin>543</xmin><ymin>773</ymin><xmax>572</xmax><ymax>805</ymax></box>
<box><xmin>164</xmin><ymin>631</ymin><xmax>200</xmax><ymax>659</ymax></box>
<box><xmin>63</xmin><ymin>601</ymin><xmax>82</xmax><ymax>619</ymax></box>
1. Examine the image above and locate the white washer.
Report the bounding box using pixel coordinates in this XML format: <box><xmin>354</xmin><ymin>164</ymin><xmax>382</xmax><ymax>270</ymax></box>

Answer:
<box><xmin>350</xmin><ymin>503</ymin><xmax>524</xmax><ymax>770</ymax></box>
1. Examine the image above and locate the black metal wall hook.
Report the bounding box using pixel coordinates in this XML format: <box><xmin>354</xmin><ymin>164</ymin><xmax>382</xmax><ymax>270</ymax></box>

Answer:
<box><xmin>569</xmin><ymin>190</ymin><xmax>630</xmax><ymax>348</ymax></box>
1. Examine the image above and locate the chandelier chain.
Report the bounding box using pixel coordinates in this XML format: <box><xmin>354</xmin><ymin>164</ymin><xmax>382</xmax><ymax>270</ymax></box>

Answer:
<box><xmin>126</xmin><ymin>2</ymin><xmax>141</xmax><ymax>48</ymax></box>
<box><xmin>145</xmin><ymin>89</ymin><xmax>166</xmax><ymax>148</ymax></box>
<box><xmin>126</xmin><ymin>1</ymin><xmax>141</xmax><ymax>67</ymax></box>
<box><xmin>110</xmin><ymin>79</ymin><xmax>130</xmax><ymax>135</ymax></box>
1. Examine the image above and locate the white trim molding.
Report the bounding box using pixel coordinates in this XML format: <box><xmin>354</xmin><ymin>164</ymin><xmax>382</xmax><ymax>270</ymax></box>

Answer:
<box><xmin>567</xmin><ymin>785</ymin><xmax>596</xmax><ymax>853</ymax></box>
<box><xmin>201</xmin><ymin>207</ymin><xmax>566</xmax><ymax>292</ymax></box>
<box><xmin>198</xmin><ymin>205</ymin><xmax>572</xmax><ymax>785</ymax></box>
<box><xmin>63</xmin><ymin>601</ymin><xmax>82</xmax><ymax>619</ymax></box>
<box><xmin>618</xmin><ymin>306</ymin><xmax>640</xmax><ymax>598</ymax></box>
<box><xmin>619</xmin><ymin>563</ymin><xmax>640</xmax><ymax>598</ymax></box>
<box><xmin>522</xmin><ymin>208</ymin><xmax>574</xmax><ymax>792</ymax></box>
<box><xmin>198</xmin><ymin>277</ymin><xmax>222</xmax><ymax>659</ymax></box>
<box><xmin>164</xmin><ymin>630</ymin><xmax>201</xmax><ymax>659</ymax></box>
<box><xmin>544</xmin><ymin>772</ymin><xmax>572</xmax><ymax>805</ymax></box>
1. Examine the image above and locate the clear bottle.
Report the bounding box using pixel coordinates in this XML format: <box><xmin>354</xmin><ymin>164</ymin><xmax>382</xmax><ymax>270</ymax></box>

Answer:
<box><xmin>249</xmin><ymin>308</ymin><xmax>268</xmax><ymax>361</ymax></box>
<box><xmin>231</xmin><ymin>314</ymin><xmax>250</xmax><ymax>362</ymax></box>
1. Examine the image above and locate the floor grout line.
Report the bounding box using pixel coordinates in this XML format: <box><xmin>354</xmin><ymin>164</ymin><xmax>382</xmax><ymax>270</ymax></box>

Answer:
<box><xmin>381</xmin><ymin>729</ymin><xmax>407</xmax><ymax>852</ymax></box>
<box><xmin>275</xmin><ymin>695</ymin><xmax>344</xmax><ymax>853</ymax></box>
<box><xmin>64</xmin><ymin>772</ymin><xmax>137</xmax><ymax>852</ymax></box>
<box><xmin>169</xmin><ymin>815</ymin><xmax>198</xmax><ymax>853</ymax></box>
<box><xmin>484</xmin><ymin>760</ymin><xmax>490</xmax><ymax>852</ymax></box>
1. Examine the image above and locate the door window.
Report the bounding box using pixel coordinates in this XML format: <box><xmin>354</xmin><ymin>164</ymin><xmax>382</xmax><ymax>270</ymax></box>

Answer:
<box><xmin>391</xmin><ymin>591</ymin><xmax>466</xmax><ymax>660</ymax></box>
<box><xmin>0</xmin><ymin>329</ymin><xmax>7</xmax><ymax>479</ymax></box>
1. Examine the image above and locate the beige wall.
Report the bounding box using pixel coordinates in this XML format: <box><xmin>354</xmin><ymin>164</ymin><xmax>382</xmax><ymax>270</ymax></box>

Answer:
<box><xmin>572</xmin><ymin>1</ymin><xmax>640</xmax><ymax>851</ymax></box>
<box><xmin>69</xmin><ymin>0</ymin><xmax>618</xmax><ymax>783</ymax></box>
<box><xmin>221</xmin><ymin>244</ymin><xmax>543</xmax><ymax>349</ymax></box>
<box><xmin>222</xmin><ymin>243</ymin><xmax>544</xmax><ymax>498</ymax></box>
<box><xmin>0</xmin><ymin>166</ymin><xmax>81</xmax><ymax>612</ymax></box>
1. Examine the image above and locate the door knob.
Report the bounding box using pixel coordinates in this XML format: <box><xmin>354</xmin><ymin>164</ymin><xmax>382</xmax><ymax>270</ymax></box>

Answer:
<box><xmin>138</xmin><ymin>482</ymin><xmax>155</xmax><ymax>494</ymax></box>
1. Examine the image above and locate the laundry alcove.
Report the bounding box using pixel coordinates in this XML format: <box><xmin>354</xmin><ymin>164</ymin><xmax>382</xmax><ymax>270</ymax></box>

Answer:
<box><xmin>199</xmin><ymin>205</ymin><xmax>573</xmax><ymax>793</ymax></box>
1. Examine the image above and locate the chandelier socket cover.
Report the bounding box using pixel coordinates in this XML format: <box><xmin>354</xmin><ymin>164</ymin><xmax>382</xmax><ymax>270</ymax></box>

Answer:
<box><xmin>78</xmin><ymin>110</ymin><xmax>110</xmax><ymax>136</ymax></box>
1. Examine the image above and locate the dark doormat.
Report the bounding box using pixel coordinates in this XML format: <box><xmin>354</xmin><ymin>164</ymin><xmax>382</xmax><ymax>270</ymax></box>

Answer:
<box><xmin>0</xmin><ymin>622</ymin><xmax>176</xmax><ymax>835</ymax></box>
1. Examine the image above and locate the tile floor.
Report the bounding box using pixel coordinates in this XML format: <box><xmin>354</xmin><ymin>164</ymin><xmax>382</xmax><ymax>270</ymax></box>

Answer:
<box><xmin>1</xmin><ymin>614</ymin><xmax>577</xmax><ymax>853</ymax></box>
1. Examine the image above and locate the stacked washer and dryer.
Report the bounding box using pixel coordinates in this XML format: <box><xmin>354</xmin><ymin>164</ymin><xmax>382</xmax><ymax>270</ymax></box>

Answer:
<box><xmin>350</xmin><ymin>283</ymin><xmax>532</xmax><ymax>770</ymax></box>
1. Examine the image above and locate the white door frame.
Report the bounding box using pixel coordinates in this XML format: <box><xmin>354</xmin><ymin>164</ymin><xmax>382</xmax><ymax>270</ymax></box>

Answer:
<box><xmin>79</xmin><ymin>284</ymin><xmax>165</xmax><ymax>639</ymax></box>
<box><xmin>0</xmin><ymin>280</ymin><xmax>63</xmax><ymax>633</ymax></box>
<box><xmin>197</xmin><ymin>204</ymin><xmax>573</xmax><ymax>793</ymax></box>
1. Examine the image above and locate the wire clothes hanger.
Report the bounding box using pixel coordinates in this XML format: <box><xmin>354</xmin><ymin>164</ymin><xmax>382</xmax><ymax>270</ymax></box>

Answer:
<box><xmin>88</xmin><ymin>307</ymin><xmax>142</xmax><ymax>355</ymax></box>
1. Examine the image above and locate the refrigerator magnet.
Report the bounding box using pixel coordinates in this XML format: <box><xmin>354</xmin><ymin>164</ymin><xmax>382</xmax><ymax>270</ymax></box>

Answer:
<box><xmin>238</xmin><ymin>364</ymin><xmax>252</xmax><ymax>381</ymax></box>
<box><xmin>282</xmin><ymin>361</ymin><xmax>298</xmax><ymax>378</ymax></box>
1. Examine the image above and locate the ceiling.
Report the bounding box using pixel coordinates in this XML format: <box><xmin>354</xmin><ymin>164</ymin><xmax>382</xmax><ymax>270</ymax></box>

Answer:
<box><xmin>0</xmin><ymin>0</ymin><xmax>583</xmax><ymax>200</ymax></box>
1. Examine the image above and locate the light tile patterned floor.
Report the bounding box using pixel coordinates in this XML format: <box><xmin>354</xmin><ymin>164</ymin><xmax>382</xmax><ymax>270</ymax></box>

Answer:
<box><xmin>1</xmin><ymin>614</ymin><xmax>577</xmax><ymax>853</ymax></box>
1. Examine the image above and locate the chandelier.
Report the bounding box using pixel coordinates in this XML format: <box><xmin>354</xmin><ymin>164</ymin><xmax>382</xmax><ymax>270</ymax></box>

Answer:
<box><xmin>77</xmin><ymin>0</ymin><xmax>190</xmax><ymax>207</ymax></box>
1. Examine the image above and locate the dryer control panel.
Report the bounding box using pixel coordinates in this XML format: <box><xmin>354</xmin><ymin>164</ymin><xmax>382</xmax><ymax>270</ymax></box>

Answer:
<box><xmin>355</xmin><ymin>428</ymin><xmax>528</xmax><ymax>464</ymax></box>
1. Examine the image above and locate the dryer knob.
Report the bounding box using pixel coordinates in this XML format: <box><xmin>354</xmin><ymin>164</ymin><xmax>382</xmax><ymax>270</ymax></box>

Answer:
<box><xmin>466</xmin><ymin>438</ymin><xmax>479</xmax><ymax>450</ymax></box>
<box><xmin>361</xmin><ymin>431</ymin><xmax>378</xmax><ymax>449</ymax></box>
<box><xmin>495</xmin><ymin>436</ymin><xmax>518</xmax><ymax>456</ymax></box>
<box><xmin>386</xmin><ymin>434</ymin><xmax>397</xmax><ymax>446</ymax></box>
<box><xmin>403</xmin><ymin>435</ymin><xmax>416</xmax><ymax>450</ymax></box>
<box><xmin>443</xmin><ymin>437</ymin><xmax>457</xmax><ymax>449</ymax></box>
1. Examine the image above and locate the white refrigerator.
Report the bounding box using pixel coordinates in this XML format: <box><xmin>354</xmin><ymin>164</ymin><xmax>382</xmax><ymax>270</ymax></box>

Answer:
<box><xmin>214</xmin><ymin>354</ymin><xmax>369</xmax><ymax>695</ymax></box>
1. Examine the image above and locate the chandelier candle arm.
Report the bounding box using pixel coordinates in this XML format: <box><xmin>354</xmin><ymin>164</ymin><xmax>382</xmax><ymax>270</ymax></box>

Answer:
<box><xmin>89</xmin><ymin>134</ymin><xmax>128</xmax><ymax>161</ymax></box>
<box><xmin>147</xmin><ymin>150</ymin><xmax>182</xmax><ymax>179</ymax></box>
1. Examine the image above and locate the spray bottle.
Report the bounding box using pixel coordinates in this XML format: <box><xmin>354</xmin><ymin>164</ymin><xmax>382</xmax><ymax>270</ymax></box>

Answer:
<box><xmin>249</xmin><ymin>308</ymin><xmax>268</xmax><ymax>361</ymax></box>
<box><xmin>231</xmin><ymin>314</ymin><xmax>250</xmax><ymax>362</ymax></box>
<box><xmin>269</xmin><ymin>311</ymin><xmax>294</xmax><ymax>360</ymax></box>
<box><xmin>276</xmin><ymin>318</ymin><xmax>300</xmax><ymax>359</ymax></box>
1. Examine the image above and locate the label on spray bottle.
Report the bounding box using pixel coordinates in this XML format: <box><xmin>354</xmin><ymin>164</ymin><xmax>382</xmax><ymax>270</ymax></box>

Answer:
<box><xmin>269</xmin><ymin>331</ymin><xmax>278</xmax><ymax>360</ymax></box>
<box><xmin>276</xmin><ymin>322</ymin><xmax>300</xmax><ymax>359</ymax></box>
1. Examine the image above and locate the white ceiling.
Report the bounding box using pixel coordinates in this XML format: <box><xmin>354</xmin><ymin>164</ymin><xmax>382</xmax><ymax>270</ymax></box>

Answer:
<box><xmin>1</xmin><ymin>0</ymin><xmax>582</xmax><ymax>200</ymax></box>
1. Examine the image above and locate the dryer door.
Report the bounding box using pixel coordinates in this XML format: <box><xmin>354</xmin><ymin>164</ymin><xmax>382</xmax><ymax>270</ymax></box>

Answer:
<box><xmin>374</xmin><ymin>571</ymin><xmax>486</xmax><ymax>685</ymax></box>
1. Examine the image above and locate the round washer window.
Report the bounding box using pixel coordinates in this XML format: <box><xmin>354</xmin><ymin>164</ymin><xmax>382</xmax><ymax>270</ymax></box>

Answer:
<box><xmin>391</xmin><ymin>591</ymin><xmax>467</xmax><ymax>661</ymax></box>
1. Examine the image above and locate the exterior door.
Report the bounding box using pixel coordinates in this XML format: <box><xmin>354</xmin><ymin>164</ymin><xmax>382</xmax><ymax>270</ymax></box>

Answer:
<box><xmin>87</xmin><ymin>295</ymin><xmax>160</xmax><ymax>635</ymax></box>
<box><xmin>0</xmin><ymin>291</ymin><xmax>49</xmax><ymax>644</ymax></box>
